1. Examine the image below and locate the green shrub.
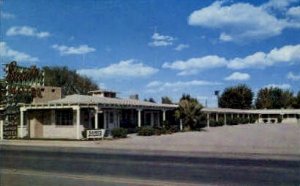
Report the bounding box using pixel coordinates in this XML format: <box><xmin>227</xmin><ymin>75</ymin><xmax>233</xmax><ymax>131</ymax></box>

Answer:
<box><xmin>169</xmin><ymin>125</ymin><xmax>179</xmax><ymax>133</ymax></box>
<box><xmin>127</xmin><ymin>127</ymin><xmax>138</xmax><ymax>134</ymax></box>
<box><xmin>81</xmin><ymin>128</ymin><xmax>93</xmax><ymax>138</ymax></box>
<box><xmin>227</xmin><ymin>118</ymin><xmax>239</xmax><ymax>125</ymax></box>
<box><xmin>153</xmin><ymin>127</ymin><xmax>166</xmax><ymax>135</ymax></box>
<box><xmin>270</xmin><ymin>119</ymin><xmax>276</xmax><ymax>123</ymax></box>
<box><xmin>138</xmin><ymin>126</ymin><xmax>155</xmax><ymax>136</ymax></box>
<box><xmin>196</xmin><ymin>120</ymin><xmax>207</xmax><ymax>129</ymax></box>
<box><xmin>277</xmin><ymin>116</ymin><xmax>282</xmax><ymax>123</ymax></box>
<box><xmin>111</xmin><ymin>128</ymin><xmax>127</xmax><ymax>138</ymax></box>
<box><xmin>209</xmin><ymin>120</ymin><xmax>216</xmax><ymax>127</ymax></box>
<box><xmin>249</xmin><ymin>117</ymin><xmax>256</xmax><ymax>123</ymax></box>
<box><xmin>263</xmin><ymin>119</ymin><xmax>268</xmax><ymax>123</ymax></box>
<box><xmin>162</xmin><ymin>120</ymin><xmax>170</xmax><ymax>129</ymax></box>
<box><xmin>209</xmin><ymin>120</ymin><xmax>224</xmax><ymax>127</ymax></box>
<box><xmin>239</xmin><ymin>118</ymin><xmax>249</xmax><ymax>124</ymax></box>
<box><xmin>82</xmin><ymin>129</ymin><xmax>87</xmax><ymax>138</ymax></box>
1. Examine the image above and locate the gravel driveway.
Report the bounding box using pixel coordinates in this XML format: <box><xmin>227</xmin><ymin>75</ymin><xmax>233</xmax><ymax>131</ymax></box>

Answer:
<box><xmin>96</xmin><ymin>123</ymin><xmax>300</xmax><ymax>155</ymax></box>
<box><xmin>2</xmin><ymin>123</ymin><xmax>299</xmax><ymax>156</ymax></box>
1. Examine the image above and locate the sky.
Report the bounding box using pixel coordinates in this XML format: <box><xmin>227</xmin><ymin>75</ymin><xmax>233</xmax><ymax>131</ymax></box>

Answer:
<box><xmin>1</xmin><ymin>0</ymin><xmax>300</xmax><ymax>107</ymax></box>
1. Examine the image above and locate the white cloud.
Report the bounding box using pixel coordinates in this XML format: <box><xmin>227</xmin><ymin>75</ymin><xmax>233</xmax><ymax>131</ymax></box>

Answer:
<box><xmin>228</xmin><ymin>44</ymin><xmax>300</xmax><ymax>69</ymax></box>
<box><xmin>264</xmin><ymin>83</ymin><xmax>291</xmax><ymax>89</ymax></box>
<box><xmin>188</xmin><ymin>1</ymin><xmax>299</xmax><ymax>41</ymax></box>
<box><xmin>287</xmin><ymin>6</ymin><xmax>300</xmax><ymax>18</ymax></box>
<box><xmin>225</xmin><ymin>72</ymin><xmax>250</xmax><ymax>81</ymax></box>
<box><xmin>148</xmin><ymin>32</ymin><xmax>175</xmax><ymax>47</ymax></box>
<box><xmin>174</xmin><ymin>44</ymin><xmax>189</xmax><ymax>51</ymax></box>
<box><xmin>52</xmin><ymin>44</ymin><xmax>96</xmax><ymax>55</ymax></box>
<box><xmin>1</xmin><ymin>11</ymin><xmax>15</xmax><ymax>19</ymax></box>
<box><xmin>162</xmin><ymin>55</ymin><xmax>227</xmax><ymax>76</ymax></box>
<box><xmin>77</xmin><ymin>59</ymin><xmax>158</xmax><ymax>79</ymax></box>
<box><xmin>287</xmin><ymin>72</ymin><xmax>300</xmax><ymax>80</ymax></box>
<box><xmin>164</xmin><ymin>44</ymin><xmax>300</xmax><ymax>74</ymax></box>
<box><xmin>228</xmin><ymin>52</ymin><xmax>268</xmax><ymax>69</ymax></box>
<box><xmin>0</xmin><ymin>42</ymin><xmax>39</xmax><ymax>62</ymax></box>
<box><xmin>262</xmin><ymin>0</ymin><xmax>298</xmax><ymax>10</ymax></box>
<box><xmin>146</xmin><ymin>81</ymin><xmax>163</xmax><ymax>88</ymax></box>
<box><xmin>219</xmin><ymin>33</ymin><xmax>233</xmax><ymax>42</ymax></box>
<box><xmin>6</xmin><ymin>26</ymin><xmax>50</xmax><ymax>38</ymax></box>
<box><xmin>146</xmin><ymin>80</ymin><xmax>222</xmax><ymax>92</ymax></box>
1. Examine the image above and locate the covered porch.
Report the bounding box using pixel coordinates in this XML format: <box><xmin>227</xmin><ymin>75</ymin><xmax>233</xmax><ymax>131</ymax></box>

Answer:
<box><xmin>19</xmin><ymin>101</ymin><xmax>176</xmax><ymax>139</ymax></box>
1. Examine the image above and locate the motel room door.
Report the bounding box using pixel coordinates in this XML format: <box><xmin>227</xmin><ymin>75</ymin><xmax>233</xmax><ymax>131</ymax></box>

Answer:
<box><xmin>106</xmin><ymin>111</ymin><xmax>118</xmax><ymax>130</ymax></box>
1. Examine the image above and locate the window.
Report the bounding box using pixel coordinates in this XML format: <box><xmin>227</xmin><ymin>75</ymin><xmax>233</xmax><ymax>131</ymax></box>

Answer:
<box><xmin>56</xmin><ymin>109</ymin><xmax>73</xmax><ymax>125</ymax></box>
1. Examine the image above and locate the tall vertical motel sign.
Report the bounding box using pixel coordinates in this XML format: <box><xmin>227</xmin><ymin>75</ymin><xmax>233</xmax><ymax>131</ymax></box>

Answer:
<box><xmin>2</xmin><ymin>61</ymin><xmax>44</xmax><ymax>139</ymax></box>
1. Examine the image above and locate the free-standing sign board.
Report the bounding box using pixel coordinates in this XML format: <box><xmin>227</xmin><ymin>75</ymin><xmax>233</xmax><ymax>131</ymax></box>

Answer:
<box><xmin>86</xmin><ymin>129</ymin><xmax>105</xmax><ymax>139</ymax></box>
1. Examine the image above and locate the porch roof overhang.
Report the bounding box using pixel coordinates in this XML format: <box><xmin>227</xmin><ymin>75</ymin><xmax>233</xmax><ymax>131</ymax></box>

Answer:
<box><xmin>202</xmin><ymin>108</ymin><xmax>300</xmax><ymax>115</ymax></box>
<box><xmin>20</xmin><ymin>94</ymin><xmax>178</xmax><ymax>111</ymax></box>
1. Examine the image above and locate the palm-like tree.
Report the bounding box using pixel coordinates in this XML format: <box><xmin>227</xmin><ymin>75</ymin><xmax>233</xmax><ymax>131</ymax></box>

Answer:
<box><xmin>175</xmin><ymin>95</ymin><xmax>203</xmax><ymax>130</ymax></box>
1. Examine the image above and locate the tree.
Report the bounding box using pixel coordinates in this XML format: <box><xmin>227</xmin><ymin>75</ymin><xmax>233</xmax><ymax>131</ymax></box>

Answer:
<box><xmin>292</xmin><ymin>91</ymin><xmax>300</xmax><ymax>109</ymax></box>
<box><xmin>43</xmin><ymin>66</ymin><xmax>98</xmax><ymax>96</ymax></box>
<box><xmin>255</xmin><ymin>88</ymin><xmax>272</xmax><ymax>109</ymax></box>
<box><xmin>144</xmin><ymin>98</ymin><xmax>156</xmax><ymax>103</ymax></box>
<box><xmin>175</xmin><ymin>94</ymin><xmax>203</xmax><ymax>130</ymax></box>
<box><xmin>148</xmin><ymin>98</ymin><xmax>156</xmax><ymax>103</ymax></box>
<box><xmin>219</xmin><ymin>84</ymin><xmax>253</xmax><ymax>109</ymax></box>
<box><xmin>161</xmin><ymin>96</ymin><xmax>173</xmax><ymax>104</ymax></box>
<box><xmin>255</xmin><ymin>87</ymin><xmax>294</xmax><ymax>109</ymax></box>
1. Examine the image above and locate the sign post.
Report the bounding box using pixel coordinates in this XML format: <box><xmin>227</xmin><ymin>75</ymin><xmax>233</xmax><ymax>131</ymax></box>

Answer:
<box><xmin>1</xmin><ymin>61</ymin><xmax>44</xmax><ymax>139</ymax></box>
<box><xmin>0</xmin><ymin>120</ymin><xmax>3</xmax><ymax>140</ymax></box>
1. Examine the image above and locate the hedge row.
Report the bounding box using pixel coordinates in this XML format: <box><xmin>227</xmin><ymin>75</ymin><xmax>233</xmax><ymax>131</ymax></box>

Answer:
<box><xmin>209</xmin><ymin>117</ymin><xmax>257</xmax><ymax>127</ymax></box>
<box><xmin>137</xmin><ymin>125</ymin><xmax>179</xmax><ymax>136</ymax></box>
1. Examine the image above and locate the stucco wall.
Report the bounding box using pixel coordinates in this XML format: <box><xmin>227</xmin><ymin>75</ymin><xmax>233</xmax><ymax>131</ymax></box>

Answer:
<box><xmin>32</xmin><ymin>86</ymin><xmax>62</xmax><ymax>103</ymax></box>
<box><xmin>28</xmin><ymin>109</ymin><xmax>85</xmax><ymax>139</ymax></box>
<box><xmin>258</xmin><ymin>117</ymin><xmax>299</xmax><ymax>124</ymax></box>
<box><xmin>42</xmin><ymin>125</ymin><xmax>84</xmax><ymax>139</ymax></box>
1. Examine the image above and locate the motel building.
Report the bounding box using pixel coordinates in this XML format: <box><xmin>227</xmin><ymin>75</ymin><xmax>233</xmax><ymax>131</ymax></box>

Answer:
<box><xmin>15</xmin><ymin>87</ymin><xmax>177</xmax><ymax>139</ymax></box>
<box><xmin>202</xmin><ymin>108</ymin><xmax>300</xmax><ymax>127</ymax></box>
<box><xmin>0</xmin><ymin>86</ymin><xmax>299</xmax><ymax>140</ymax></box>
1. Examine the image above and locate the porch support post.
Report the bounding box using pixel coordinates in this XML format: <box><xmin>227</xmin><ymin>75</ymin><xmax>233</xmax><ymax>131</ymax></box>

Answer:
<box><xmin>207</xmin><ymin>113</ymin><xmax>210</xmax><ymax>128</ymax></box>
<box><xmin>231</xmin><ymin>113</ymin><xmax>233</xmax><ymax>119</ymax></box>
<box><xmin>137</xmin><ymin>109</ymin><xmax>142</xmax><ymax>128</ymax></box>
<box><xmin>216</xmin><ymin>113</ymin><xmax>219</xmax><ymax>122</ymax></box>
<box><xmin>103</xmin><ymin>111</ymin><xmax>107</xmax><ymax>129</ymax></box>
<box><xmin>224</xmin><ymin>113</ymin><xmax>227</xmax><ymax>126</ymax></box>
<box><xmin>0</xmin><ymin>119</ymin><xmax>3</xmax><ymax>140</ymax></box>
<box><xmin>94</xmin><ymin>107</ymin><xmax>98</xmax><ymax>129</ymax></box>
<box><xmin>162</xmin><ymin>110</ymin><xmax>166</xmax><ymax>122</ymax></box>
<box><xmin>180</xmin><ymin>119</ymin><xmax>183</xmax><ymax>131</ymax></box>
<box><xmin>76</xmin><ymin>106</ymin><xmax>80</xmax><ymax>140</ymax></box>
<box><xmin>20</xmin><ymin>108</ymin><xmax>25</xmax><ymax>138</ymax></box>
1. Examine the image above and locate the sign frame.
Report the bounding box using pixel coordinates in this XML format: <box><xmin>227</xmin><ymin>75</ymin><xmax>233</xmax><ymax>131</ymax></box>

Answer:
<box><xmin>86</xmin><ymin>129</ymin><xmax>106</xmax><ymax>139</ymax></box>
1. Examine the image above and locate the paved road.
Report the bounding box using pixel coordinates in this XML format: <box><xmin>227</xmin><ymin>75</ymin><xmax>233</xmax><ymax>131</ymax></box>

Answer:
<box><xmin>1</xmin><ymin>146</ymin><xmax>299</xmax><ymax>186</ymax></box>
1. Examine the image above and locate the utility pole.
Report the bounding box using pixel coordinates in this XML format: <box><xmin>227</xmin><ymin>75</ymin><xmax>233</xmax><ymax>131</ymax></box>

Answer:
<box><xmin>214</xmin><ymin>90</ymin><xmax>220</xmax><ymax>108</ymax></box>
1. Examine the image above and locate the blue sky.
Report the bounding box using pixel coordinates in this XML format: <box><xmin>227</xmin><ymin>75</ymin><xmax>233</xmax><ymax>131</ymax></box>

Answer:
<box><xmin>1</xmin><ymin>0</ymin><xmax>300</xmax><ymax>106</ymax></box>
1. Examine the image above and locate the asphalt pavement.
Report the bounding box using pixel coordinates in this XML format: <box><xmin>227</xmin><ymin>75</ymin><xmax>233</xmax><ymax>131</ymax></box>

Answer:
<box><xmin>1</xmin><ymin>145</ymin><xmax>299</xmax><ymax>186</ymax></box>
